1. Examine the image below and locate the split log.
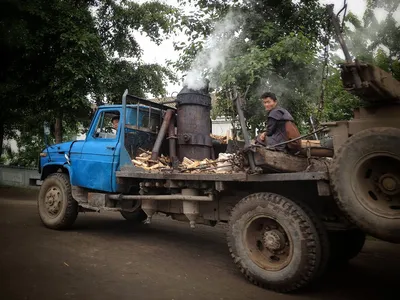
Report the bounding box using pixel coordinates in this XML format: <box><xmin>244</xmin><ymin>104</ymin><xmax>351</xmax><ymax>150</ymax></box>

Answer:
<box><xmin>301</xmin><ymin>139</ymin><xmax>321</xmax><ymax>148</ymax></box>
<box><xmin>253</xmin><ymin>147</ymin><xmax>329</xmax><ymax>173</ymax></box>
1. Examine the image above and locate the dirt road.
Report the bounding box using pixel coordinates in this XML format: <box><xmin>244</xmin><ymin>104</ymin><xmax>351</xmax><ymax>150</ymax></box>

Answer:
<box><xmin>0</xmin><ymin>186</ymin><xmax>399</xmax><ymax>300</ymax></box>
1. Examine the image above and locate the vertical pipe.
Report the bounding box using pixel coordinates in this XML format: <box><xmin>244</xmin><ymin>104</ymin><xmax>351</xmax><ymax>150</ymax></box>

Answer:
<box><xmin>234</xmin><ymin>94</ymin><xmax>256</xmax><ymax>172</ymax></box>
<box><xmin>328</xmin><ymin>5</ymin><xmax>352</xmax><ymax>63</ymax></box>
<box><xmin>182</xmin><ymin>189</ymin><xmax>199</xmax><ymax>228</ymax></box>
<box><xmin>151</xmin><ymin>109</ymin><xmax>174</xmax><ymax>161</ymax></box>
<box><xmin>168</xmin><ymin>114</ymin><xmax>179</xmax><ymax>168</ymax></box>
<box><xmin>327</xmin><ymin>4</ymin><xmax>362</xmax><ymax>89</ymax></box>
<box><xmin>136</xmin><ymin>100</ymin><xmax>140</xmax><ymax>129</ymax></box>
<box><xmin>148</xmin><ymin>106</ymin><xmax>152</xmax><ymax>128</ymax></box>
<box><xmin>120</xmin><ymin>89</ymin><xmax>128</xmax><ymax>151</ymax></box>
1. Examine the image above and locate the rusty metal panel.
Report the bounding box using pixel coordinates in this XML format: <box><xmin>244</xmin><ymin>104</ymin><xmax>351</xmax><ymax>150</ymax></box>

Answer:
<box><xmin>323</xmin><ymin>121</ymin><xmax>349</xmax><ymax>150</ymax></box>
<box><xmin>88</xmin><ymin>192</ymin><xmax>113</xmax><ymax>208</ymax></box>
<box><xmin>71</xmin><ymin>185</ymin><xmax>88</xmax><ymax>203</ymax></box>
<box><xmin>348</xmin><ymin>119</ymin><xmax>400</xmax><ymax>136</ymax></box>
<box><xmin>346</xmin><ymin>105</ymin><xmax>400</xmax><ymax>135</ymax></box>
<box><xmin>246</xmin><ymin>172</ymin><xmax>329</xmax><ymax>182</ymax></box>
<box><xmin>317</xmin><ymin>180</ymin><xmax>331</xmax><ymax>196</ymax></box>
<box><xmin>340</xmin><ymin>62</ymin><xmax>400</xmax><ymax>103</ymax></box>
<box><xmin>357</xmin><ymin>104</ymin><xmax>400</xmax><ymax>119</ymax></box>
<box><xmin>323</xmin><ymin>105</ymin><xmax>400</xmax><ymax>149</ymax></box>
<box><xmin>215</xmin><ymin>181</ymin><xmax>226</xmax><ymax>192</ymax></box>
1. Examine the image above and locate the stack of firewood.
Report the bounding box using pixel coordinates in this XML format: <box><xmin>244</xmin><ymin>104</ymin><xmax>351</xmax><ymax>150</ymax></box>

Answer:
<box><xmin>131</xmin><ymin>151</ymin><xmax>170</xmax><ymax>170</ymax></box>
<box><xmin>210</xmin><ymin>134</ymin><xmax>228</xmax><ymax>144</ymax></box>
<box><xmin>131</xmin><ymin>151</ymin><xmax>236</xmax><ymax>174</ymax></box>
<box><xmin>179</xmin><ymin>157</ymin><xmax>217</xmax><ymax>173</ymax></box>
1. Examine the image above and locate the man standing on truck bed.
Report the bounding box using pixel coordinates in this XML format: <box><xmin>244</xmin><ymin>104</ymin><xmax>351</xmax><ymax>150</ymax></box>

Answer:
<box><xmin>257</xmin><ymin>92</ymin><xmax>301</xmax><ymax>152</ymax></box>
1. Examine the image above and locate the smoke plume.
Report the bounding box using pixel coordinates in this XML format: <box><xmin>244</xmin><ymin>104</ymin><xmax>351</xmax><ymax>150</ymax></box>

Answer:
<box><xmin>183</xmin><ymin>10</ymin><xmax>243</xmax><ymax>90</ymax></box>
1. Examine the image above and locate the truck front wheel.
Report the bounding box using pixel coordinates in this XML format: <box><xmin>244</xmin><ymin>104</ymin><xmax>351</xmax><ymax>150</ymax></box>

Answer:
<box><xmin>227</xmin><ymin>192</ymin><xmax>330</xmax><ymax>293</ymax></box>
<box><xmin>38</xmin><ymin>173</ymin><xmax>78</xmax><ymax>230</ymax></box>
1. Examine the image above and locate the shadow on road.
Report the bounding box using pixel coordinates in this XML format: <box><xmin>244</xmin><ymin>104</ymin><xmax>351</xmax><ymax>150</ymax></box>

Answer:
<box><xmin>71</xmin><ymin>214</ymin><xmax>398</xmax><ymax>300</ymax></box>
<box><xmin>1</xmin><ymin>191</ymin><xmax>398</xmax><ymax>300</ymax></box>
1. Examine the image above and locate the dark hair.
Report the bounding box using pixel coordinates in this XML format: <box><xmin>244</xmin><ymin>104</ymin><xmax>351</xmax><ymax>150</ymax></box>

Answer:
<box><xmin>260</xmin><ymin>92</ymin><xmax>277</xmax><ymax>101</ymax></box>
<box><xmin>111</xmin><ymin>116</ymin><xmax>119</xmax><ymax>122</ymax></box>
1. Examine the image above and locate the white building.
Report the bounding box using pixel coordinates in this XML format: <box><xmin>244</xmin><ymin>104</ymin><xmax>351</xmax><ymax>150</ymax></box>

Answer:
<box><xmin>211</xmin><ymin>116</ymin><xmax>233</xmax><ymax>137</ymax></box>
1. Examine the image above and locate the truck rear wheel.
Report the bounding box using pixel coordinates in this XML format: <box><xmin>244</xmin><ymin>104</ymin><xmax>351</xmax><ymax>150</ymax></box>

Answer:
<box><xmin>38</xmin><ymin>173</ymin><xmax>78</xmax><ymax>230</ymax></box>
<box><xmin>328</xmin><ymin>229</ymin><xmax>366</xmax><ymax>265</ymax></box>
<box><xmin>330</xmin><ymin>127</ymin><xmax>400</xmax><ymax>243</ymax></box>
<box><xmin>120</xmin><ymin>209</ymin><xmax>147</xmax><ymax>222</ymax></box>
<box><xmin>120</xmin><ymin>200</ymin><xmax>147</xmax><ymax>222</ymax></box>
<box><xmin>227</xmin><ymin>192</ymin><xmax>330</xmax><ymax>293</ymax></box>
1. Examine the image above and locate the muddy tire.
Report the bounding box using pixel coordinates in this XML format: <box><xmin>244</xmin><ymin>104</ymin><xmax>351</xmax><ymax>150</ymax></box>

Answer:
<box><xmin>330</xmin><ymin>127</ymin><xmax>400</xmax><ymax>243</ymax></box>
<box><xmin>328</xmin><ymin>229</ymin><xmax>366</xmax><ymax>264</ymax></box>
<box><xmin>38</xmin><ymin>173</ymin><xmax>78</xmax><ymax>230</ymax></box>
<box><xmin>227</xmin><ymin>192</ymin><xmax>330</xmax><ymax>293</ymax></box>
<box><xmin>120</xmin><ymin>209</ymin><xmax>147</xmax><ymax>222</ymax></box>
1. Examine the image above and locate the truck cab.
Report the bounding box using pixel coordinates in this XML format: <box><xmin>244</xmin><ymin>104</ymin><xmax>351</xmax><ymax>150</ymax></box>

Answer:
<box><xmin>39</xmin><ymin>93</ymin><xmax>171</xmax><ymax>193</ymax></box>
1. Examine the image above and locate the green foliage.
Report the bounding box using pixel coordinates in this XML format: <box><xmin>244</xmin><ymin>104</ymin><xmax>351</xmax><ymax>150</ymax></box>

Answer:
<box><xmin>96</xmin><ymin>0</ymin><xmax>178</xmax><ymax>57</ymax></box>
<box><xmin>174</xmin><ymin>0</ymin><xmax>327</xmax><ymax>136</ymax></box>
<box><xmin>345</xmin><ymin>1</ymin><xmax>399</xmax><ymax>80</ymax></box>
<box><xmin>174</xmin><ymin>0</ymin><xmax>400</xmax><ymax>138</ymax></box>
<box><xmin>0</xmin><ymin>0</ymin><xmax>180</xmax><ymax>165</ymax></box>
<box><xmin>102</xmin><ymin>59</ymin><xmax>177</xmax><ymax>104</ymax></box>
<box><xmin>320</xmin><ymin>68</ymin><xmax>361</xmax><ymax>122</ymax></box>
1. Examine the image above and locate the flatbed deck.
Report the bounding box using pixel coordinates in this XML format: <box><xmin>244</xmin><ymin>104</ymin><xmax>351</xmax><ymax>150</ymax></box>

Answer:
<box><xmin>116</xmin><ymin>167</ymin><xmax>329</xmax><ymax>182</ymax></box>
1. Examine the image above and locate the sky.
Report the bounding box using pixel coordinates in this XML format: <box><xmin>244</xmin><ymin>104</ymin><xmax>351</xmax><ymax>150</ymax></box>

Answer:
<box><xmin>133</xmin><ymin>0</ymin><xmax>393</xmax><ymax>96</ymax></box>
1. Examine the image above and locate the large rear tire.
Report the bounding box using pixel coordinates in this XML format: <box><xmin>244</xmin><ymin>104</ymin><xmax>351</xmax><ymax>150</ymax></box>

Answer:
<box><xmin>227</xmin><ymin>192</ymin><xmax>330</xmax><ymax>293</ymax></box>
<box><xmin>120</xmin><ymin>200</ymin><xmax>147</xmax><ymax>222</ymax></box>
<box><xmin>330</xmin><ymin>127</ymin><xmax>400</xmax><ymax>243</ymax></box>
<box><xmin>328</xmin><ymin>229</ymin><xmax>366</xmax><ymax>265</ymax></box>
<box><xmin>38</xmin><ymin>173</ymin><xmax>78</xmax><ymax>230</ymax></box>
<box><xmin>120</xmin><ymin>209</ymin><xmax>147</xmax><ymax>222</ymax></box>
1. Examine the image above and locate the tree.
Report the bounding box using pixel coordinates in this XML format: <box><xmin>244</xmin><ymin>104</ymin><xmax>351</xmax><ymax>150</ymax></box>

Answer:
<box><xmin>344</xmin><ymin>0</ymin><xmax>400</xmax><ymax>80</ymax></box>
<box><xmin>174</xmin><ymin>0</ymin><xmax>328</xmax><ymax>135</ymax></box>
<box><xmin>174</xmin><ymin>0</ymin><xmax>399</xmax><ymax>138</ymax></box>
<box><xmin>0</xmin><ymin>0</ymin><xmax>180</xmax><ymax>163</ymax></box>
<box><xmin>315</xmin><ymin>0</ymin><xmax>400</xmax><ymax>125</ymax></box>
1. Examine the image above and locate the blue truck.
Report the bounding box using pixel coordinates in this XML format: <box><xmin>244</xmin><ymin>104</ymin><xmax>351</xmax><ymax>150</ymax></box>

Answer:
<box><xmin>36</xmin><ymin>3</ymin><xmax>400</xmax><ymax>293</ymax></box>
<box><xmin>36</xmin><ymin>87</ymin><xmax>369</xmax><ymax>294</ymax></box>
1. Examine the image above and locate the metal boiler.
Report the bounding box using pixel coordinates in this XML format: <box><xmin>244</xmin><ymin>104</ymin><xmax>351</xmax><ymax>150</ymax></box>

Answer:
<box><xmin>176</xmin><ymin>82</ymin><xmax>212</xmax><ymax>161</ymax></box>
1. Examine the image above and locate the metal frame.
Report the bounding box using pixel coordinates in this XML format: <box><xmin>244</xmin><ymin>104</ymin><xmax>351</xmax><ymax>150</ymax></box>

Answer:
<box><xmin>323</xmin><ymin>104</ymin><xmax>400</xmax><ymax>150</ymax></box>
<box><xmin>116</xmin><ymin>168</ymin><xmax>329</xmax><ymax>182</ymax></box>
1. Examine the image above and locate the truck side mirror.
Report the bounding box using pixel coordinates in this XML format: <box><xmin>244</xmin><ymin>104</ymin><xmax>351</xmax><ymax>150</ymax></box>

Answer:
<box><xmin>44</xmin><ymin>121</ymin><xmax>51</xmax><ymax>146</ymax></box>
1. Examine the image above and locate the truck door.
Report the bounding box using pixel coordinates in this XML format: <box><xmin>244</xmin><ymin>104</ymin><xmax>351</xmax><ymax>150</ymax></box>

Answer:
<box><xmin>74</xmin><ymin>108</ymin><xmax>121</xmax><ymax>192</ymax></box>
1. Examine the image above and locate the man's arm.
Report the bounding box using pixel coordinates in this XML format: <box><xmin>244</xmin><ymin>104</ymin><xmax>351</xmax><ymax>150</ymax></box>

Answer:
<box><xmin>266</xmin><ymin>117</ymin><xmax>278</xmax><ymax>137</ymax></box>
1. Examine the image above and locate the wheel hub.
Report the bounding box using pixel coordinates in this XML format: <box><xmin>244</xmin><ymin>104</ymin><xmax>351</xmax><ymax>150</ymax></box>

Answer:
<box><xmin>379</xmin><ymin>174</ymin><xmax>400</xmax><ymax>195</ymax></box>
<box><xmin>353</xmin><ymin>153</ymin><xmax>400</xmax><ymax>217</ymax></box>
<box><xmin>263</xmin><ymin>229</ymin><xmax>285</xmax><ymax>251</ymax></box>
<box><xmin>45</xmin><ymin>187</ymin><xmax>62</xmax><ymax>215</ymax></box>
<box><xmin>244</xmin><ymin>216</ymin><xmax>293</xmax><ymax>272</ymax></box>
